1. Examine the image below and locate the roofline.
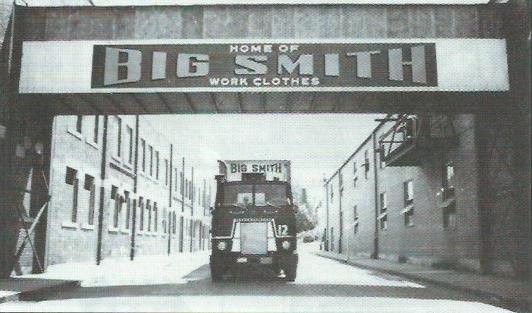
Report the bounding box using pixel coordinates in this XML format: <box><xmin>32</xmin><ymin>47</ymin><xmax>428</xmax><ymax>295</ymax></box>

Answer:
<box><xmin>324</xmin><ymin>115</ymin><xmax>389</xmax><ymax>186</ymax></box>
<box><xmin>14</xmin><ymin>0</ymin><xmax>502</xmax><ymax>8</ymax></box>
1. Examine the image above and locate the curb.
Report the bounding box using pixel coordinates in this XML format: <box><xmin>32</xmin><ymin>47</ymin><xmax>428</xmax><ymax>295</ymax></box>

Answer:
<box><xmin>315</xmin><ymin>251</ymin><xmax>531</xmax><ymax>313</ymax></box>
<box><xmin>0</xmin><ymin>280</ymin><xmax>81</xmax><ymax>303</ymax></box>
<box><xmin>0</xmin><ymin>293</ymin><xmax>20</xmax><ymax>304</ymax></box>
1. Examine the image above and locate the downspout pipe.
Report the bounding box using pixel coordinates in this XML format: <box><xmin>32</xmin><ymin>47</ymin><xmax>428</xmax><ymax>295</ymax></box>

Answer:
<box><xmin>167</xmin><ymin>144</ymin><xmax>173</xmax><ymax>255</ymax></box>
<box><xmin>372</xmin><ymin>132</ymin><xmax>379</xmax><ymax>260</ymax></box>
<box><xmin>96</xmin><ymin>116</ymin><xmax>108</xmax><ymax>265</ymax></box>
<box><xmin>130</xmin><ymin>115</ymin><xmax>139</xmax><ymax>261</ymax></box>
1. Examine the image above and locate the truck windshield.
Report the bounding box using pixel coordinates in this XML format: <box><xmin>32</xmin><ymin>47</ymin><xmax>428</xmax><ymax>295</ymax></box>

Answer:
<box><xmin>222</xmin><ymin>184</ymin><xmax>290</xmax><ymax>207</ymax></box>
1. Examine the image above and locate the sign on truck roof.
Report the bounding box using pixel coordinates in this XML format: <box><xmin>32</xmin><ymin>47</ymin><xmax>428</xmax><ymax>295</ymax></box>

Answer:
<box><xmin>219</xmin><ymin>160</ymin><xmax>291</xmax><ymax>183</ymax></box>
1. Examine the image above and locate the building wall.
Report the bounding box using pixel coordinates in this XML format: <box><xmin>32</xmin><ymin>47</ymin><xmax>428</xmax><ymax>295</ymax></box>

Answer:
<box><xmin>45</xmin><ymin>115</ymin><xmax>102</xmax><ymax>266</ymax></box>
<box><xmin>321</xmin><ymin>114</ymin><xmax>529</xmax><ymax>279</ymax></box>
<box><xmin>44</xmin><ymin>115</ymin><xmax>212</xmax><ymax>268</ymax></box>
<box><xmin>18</xmin><ymin>5</ymin><xmax>503</xmax><ymax>42</ymax></box>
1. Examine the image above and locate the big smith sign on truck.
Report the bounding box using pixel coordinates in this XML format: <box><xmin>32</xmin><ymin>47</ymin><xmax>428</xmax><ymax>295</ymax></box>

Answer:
<box><xmin>218</xmin><ymin>160</ymin><xmax>291</xmax><ymax>182</ymax></box>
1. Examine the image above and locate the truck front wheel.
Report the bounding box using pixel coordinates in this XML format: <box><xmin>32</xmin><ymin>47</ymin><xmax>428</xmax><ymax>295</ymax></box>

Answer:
<box><xmin>210</xmin><ymin>262</ymin><xmax>224</xmax><ymax>282</ymax></box>
<box><xmin>284</xmin><ymin>265</ymin><xmax>297</xmax><ymax>282</ymax></box>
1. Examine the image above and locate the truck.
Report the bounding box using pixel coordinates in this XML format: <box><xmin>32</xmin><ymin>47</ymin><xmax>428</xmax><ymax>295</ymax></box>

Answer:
<box><xmin>210</xmin><ymin>160</ymin><xmax>298</xmax><ymax>281</ymax></box>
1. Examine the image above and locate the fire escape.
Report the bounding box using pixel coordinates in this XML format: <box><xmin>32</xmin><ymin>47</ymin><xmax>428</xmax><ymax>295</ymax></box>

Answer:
<box><xmin>378</xmin><ymin>114</ymin><xmax>459</xmax><ymax>167</ymax></box>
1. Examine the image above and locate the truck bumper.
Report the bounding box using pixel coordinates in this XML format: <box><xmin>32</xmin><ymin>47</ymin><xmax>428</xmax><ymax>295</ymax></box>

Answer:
<box><xmin>210</xmin><ymin>252</ymin><xmax>298</xmax><ymax>273</ymax></box>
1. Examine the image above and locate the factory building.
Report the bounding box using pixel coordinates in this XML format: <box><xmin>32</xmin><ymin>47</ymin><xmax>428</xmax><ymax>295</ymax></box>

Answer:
<box><xmin>15</xmin><ymin>115</ymin><xmax>212</xmax><ymax>274</ymax></box>
<box><xmin>321</xmin><ymin>114</ymin><xmax>529</xmax><ymax>280</ymax></box>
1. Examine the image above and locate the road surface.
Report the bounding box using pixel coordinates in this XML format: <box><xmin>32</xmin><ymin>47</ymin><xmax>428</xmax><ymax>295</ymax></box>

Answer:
<box><xmin>0</xmin><ymin>246</ymin><xmax>515</xmax><ymax>313</ymax></box>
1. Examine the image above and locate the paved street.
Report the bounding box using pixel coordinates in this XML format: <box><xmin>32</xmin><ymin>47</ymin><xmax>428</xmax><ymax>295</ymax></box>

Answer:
<box><xmin>0</xmin><ymin>245</ymin><xmax>515</xmax><ymax>313</ymax></box>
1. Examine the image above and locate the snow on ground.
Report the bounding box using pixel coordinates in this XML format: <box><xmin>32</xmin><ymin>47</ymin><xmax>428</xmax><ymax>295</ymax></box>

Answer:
<box><xmin>19</xmin><ymin>251</ymin><xmax>210</xmax><ymax>287</ymax></box>
<box><xmin>0</xmin><ymin>296</ymin><xmax>516</xmax><ymax>313</ymax></box>
<box><xmin>297</xmin><ymin>243</ymin><xmax>423</xmax><ymax>288</ymax></box>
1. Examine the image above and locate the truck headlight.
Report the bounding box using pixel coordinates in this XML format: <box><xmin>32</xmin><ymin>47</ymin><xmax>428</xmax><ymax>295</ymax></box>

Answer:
<box><xmin>217</xmin><ymin>241</ymin><xmax>227</xmax><ymax>251</ymax></box>
<box><xmin>281</xmin><ymin>240</ymin><xmax>291</xmax><ymax>250</ymax></box>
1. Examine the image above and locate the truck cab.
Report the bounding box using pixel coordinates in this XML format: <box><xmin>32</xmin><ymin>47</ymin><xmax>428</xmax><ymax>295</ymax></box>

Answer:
<box><xmin>210</xmin><ymin>161</ymin><xmax>298</xmax><ymax>281</ymax></box>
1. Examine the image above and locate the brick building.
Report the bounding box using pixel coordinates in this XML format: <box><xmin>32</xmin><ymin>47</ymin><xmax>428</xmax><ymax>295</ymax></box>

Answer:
<box><xmin>27</xmin><ymin>115</ymin><xmax>212</xmax><ymax>272</ymax></box>
<box><xmin>321</xmin><ymin>114</ymin><xmax>530</xmax><ymax>281</ymax></box>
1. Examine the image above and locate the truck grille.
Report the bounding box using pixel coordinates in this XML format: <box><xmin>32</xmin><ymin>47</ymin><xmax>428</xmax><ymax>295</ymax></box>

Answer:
<box><xmin>240</xmin><ymin>222</ymin><xmax>268</xmax><ymax>255</ymax></box>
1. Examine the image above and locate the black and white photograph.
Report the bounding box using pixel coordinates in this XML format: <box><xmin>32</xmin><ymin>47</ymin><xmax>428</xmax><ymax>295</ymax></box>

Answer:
<box><xmin>0</xmin><ymin>0</ymin><xmax>530</xmax><ymax>312</ymax></box>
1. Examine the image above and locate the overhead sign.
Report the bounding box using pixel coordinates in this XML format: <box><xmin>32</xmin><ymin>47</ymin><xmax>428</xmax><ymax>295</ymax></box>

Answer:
<box><xmin>91</xmin><ymin>43</ymin><xmax>437</xmax><ymax>89</ymax></box>
<box><xmin>19</xmin><ymin>39</ymin><xmax>509</xmax><ymax>93</ymax></box>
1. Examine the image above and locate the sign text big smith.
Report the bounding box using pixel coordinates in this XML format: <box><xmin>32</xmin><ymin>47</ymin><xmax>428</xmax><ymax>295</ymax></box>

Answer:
<box><xmin>91</xmin><ymin>43</ymin><xmax>437</xmax><ymax>89</ymax></box>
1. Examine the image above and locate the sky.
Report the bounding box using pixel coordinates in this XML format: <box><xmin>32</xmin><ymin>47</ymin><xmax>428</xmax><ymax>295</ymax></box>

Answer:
<box><xmin>147</xmin><ymin>113</ymin><xmax>383</xmax><ymax>205</ymax></box>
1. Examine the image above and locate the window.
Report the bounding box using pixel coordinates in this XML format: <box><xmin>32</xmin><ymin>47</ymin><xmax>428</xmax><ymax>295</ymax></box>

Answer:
<box><xmin>443</xmin><ymin>202</ymin><xmax>457</xmax><ymax>229</ymax></box>
<box><xmin>353</xmin><ymin>161</ymin><xmax>358</xmax><ymax>188</ymax></box>
<box><xmin>111</xmin><ymin>185</ymin><xmax>120</xmax><ymax>228</ymax></box>
<box><xmin>76</xmin><ymin>116</ymin><xmax>82</xmax><ymax>134</ymax></box>
<box><xmin>403</xmin><ymin>180</ymin><xmax>414</xmax><ymax>227</ymax></box>
<box><xmin>139</xmin><ymin>197</ymin><xmax>144</xmax><ymax>231</ymax></box>
<box><xmin>127</xmin><ymin>126</ymin><xmax>133</xmax><ymax>165</ymax></box>
<box><xmin>149</xmin><ymin>145</ymin><xmax>153</xmax><ymax>177</ymax></box>
<box><xmin>84</xmin><ymin>174</ymin><xmax>96</xmax><ymax>225</ymax></box>
<box><xmin>124</xmin><ymin>191</ymin><xmax>131</xmax><ymax>229</ymax></box>
<box><xmin>147</xmin><ymin>200</ymin><xmax>152</xmax><ymax>232</ymax></box>
<box><xmin>442</xmin><ymin>162</ymin><xmax>455</xmax><ymax>200</ymax></box>
<box><xmin>162</xmin><ymin>208</ymin><xmax>167</xmax><ymax>233</ymax></box>
<box><xmin>173</xmin><ymin>213</ymin><xmax>177</xmax><ymax>234</ymax></box>
<box><xmin>185</xmin><ymin>179</ymin><xmax>188</xmax><ymax>198</ymax></box>
<box><xmin>141</xmin><ymin>139</ymin><xmax>146</xmax><ymax>173</ymax></box>
<box><xmin>353</xmin><ymin>205</ymin><xmax>359</xmax><ymax>234</ymax></box>
<box><xmin>378</xmin><ymin>192</ymin><xmax>387</xmax><ymax>230</ymax></box>
<box><xmin>155</xmin><ymin>151</ymin><xmax>160</xmax><ymax>180</ymax></box>
<box><xmin>404</xmin><ymin>180</ymin><xmax>414</xmax><ymax>207</ymax></box>
<box><xmin>66</xmin><ymin>167</ymin><xmax>78</xmax><ymax>223</ymax></box>
<box><xmin>116</xmin><ymin>117</ymin><xmax>122</xmax><ymax>158</ymax></box>
<box><xmin>180</xmin><ymin>172</ymin><xmax>184</xmax><ymax>195</ymax></box>
<box><xmin>165</xmin><ymin>159</ymin><xmax>169</xmax><ymax>186</ymax></box>
<box><xmin>364</xmin><ymin>150</ymin><xmax>370</xmax><ymax>179</ymax></box>
<box><xmin>174</xmin><ymin>168</ymin><xmax>178</xmax><ymax>192</ymax></box>
<box><xmin>153</xmin><ymin>202</ymin><xmax>158</xmax><ymax>232</ymax></box>
<box><xmin>93</xmin><ymin>116</ymin><xmax>99</xmax><ymax>143</ymax></box>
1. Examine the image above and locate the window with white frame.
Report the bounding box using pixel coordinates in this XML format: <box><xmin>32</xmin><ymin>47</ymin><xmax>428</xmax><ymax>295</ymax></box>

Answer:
<box><xmin>76</xmin><ymin>116</ymin><xmax>82</xmax><ymax>134</ymax></box>
<box><xmin>403</xmin><ymin>180</ymin><xmax>414</xmax><ymax>227</ymax></box>
<box><xmin>364</xmin><ymin>150</ymin><xmax>370</xmax><ymax>179</ymax></box>
<box><xmin>147</xmin><ymin>199</ymin><xmax>152</xmax><ymax>232</ymax></box>
<box><xmin>155</xmin><ymin>151</ymin><xmax>160</xmax><ymax>180</ymax></box>
<box><xmin>141</xmin><ymin>139</ymin><xmax>146</xmax><ymax>173</ymax></box>
<box><xmin>165</xmin><ymin>159</ymin><xmax>169</xmax><ymax>186</ymax></box>
<box><xmin>126</xmin><ymin>126</ymin><xmax>133</xmax><ymax>165</ymax></box>
<box><xmin>93</xmin><ymin>116</ymin><xmax>99</xmax><ymax>144</ymax></box>
<box><xmin>149</xmin><ymin>145</ymin><xmax>154</xmax><ymax>177</ymax></box>
<box><xmin>139</xmin><ymin>197</ymin><xmax>145</xmax><ymax>232</ymax></box>
<box><xmin>153</xmin><ymin>202</ymin><xmax>158</xmax><ymax>232</ymax></box>
<box><xmin>442</xmin><ymin>162</ymin><xmax>455</xmax><ymax>201</ymax></box>
<box><xmin>111</xmin><ymin>185</ymin><xmax>120</xmax><ymax>229</ymax></box>
<box><xmin>162</xmin><ymin>208</ymin><xmax>167</xmax><ymax>233</ymax></box>
<box><xmin>65</xmin><ymin>167</ymin><xmax>79</xmax><ymax>223</ymax></box>
<box><xmin>353</xmin><ymin>205</ymin><xmax>359</xmax><ymax>234</ymax></box>
<box><xmin>84</xmin><ymin>174</ymin><xmax>96</xmax><ymax>226</ymax></box>
<box><xmin>115</xmin><ymin>117</ymin><xmax>122</xmax><ymax>159</ymax></box>
<box><xmin>353</xmin><ymin>161</ymin><xmax>358</xmax><ymax>188</ymax></box>
<box><xmin>378</xmin><ymin>192</ymin><xmax>388</xmax><ymax>230</ymax></box>
<box><xmin>124</xmin><ymin>191</ymin><xmax>131</xmax><ymax>230</ymax></box>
